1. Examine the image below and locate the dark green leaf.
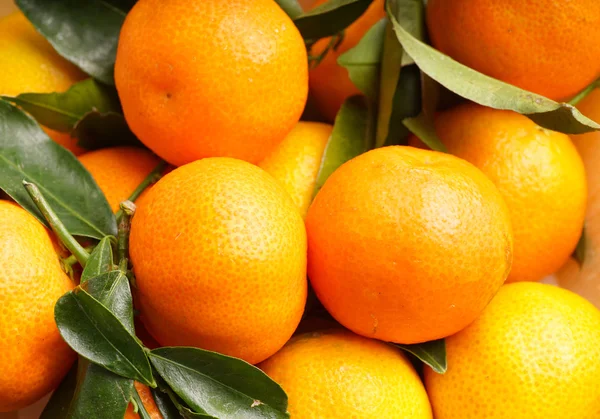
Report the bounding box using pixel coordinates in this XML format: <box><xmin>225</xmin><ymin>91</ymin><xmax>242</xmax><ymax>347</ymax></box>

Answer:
<box><xmin>573</xmin><ymin>227</ymin><xmax>587</xmax><ymax>265</ymax></box>
<box><xmin>151</xmin><ymin>388</ymin><xmax>184</xmax><ymax>419</ymax></box>
<box><xmin>383</xmin><ymin>64</ymin><xmax>422</xmax><ymax>146</ymax></box>
<box><xmin>338</xmin><ymin>18</ymin><xmax>386</xmax><ymax>102</ymax></box>
<box><xmin>0</xmin><ymin>100</ymin><xmax>116</xmax><ymax>239</ymax></box>
<box><xmin>39</xmin><ymin>362</ymin><xmax>78</xmax><ymax>419</ymax></box>
<box><xmin>55</xmin><ymin>288</ymin><xmax>154</xmax><ymax>386</ymax></box>
<box><xmin>314</xmin><ymin>96</ymin><xmax>373</xmax><ymax>196</ymax></box>
<box><xmin>2</xmin><ymin>78</ymin><xmax>121</xmax><ymax>132</ymax></box>
<box><xmin>394</xmin><ymin>339</ymin><xmax>447</xmax><ymax>374</ymax></box>
<box><xmin>81</xmin><ymin>270</ymin><xmax>134</xmax><ymax>334</ymax></box>
<box><xmin>150</xmin><ymin>347</ymin><xmax>289</xmax><ymax>419</ymax></box>
<box><xmin>73</xmin><ymin>110</ymin><xmax>141</xmax><ymax>151</ymax></box>
<box><xmin>386</xmin><ymin>0</ymin><xmax>600</xmax><ymax>134</ymax></box>
<box><xmin>16</xmin><ymin>0</ymin><xmax>135</xmax><ymax>84</ymax></box>
<box><xmin>295</xmin><ymin>0</ymin><xmax>374</xmax><ymax>41</ymax></box>
<box><xmin>274</xmin><ymin>0</ymin><xmax>303</xmax><ymax>19</ymax></box>
<box><xmin>81</xmin><ymin>236</ymin><xmax>115</xmax><ymax>284</ymax></box>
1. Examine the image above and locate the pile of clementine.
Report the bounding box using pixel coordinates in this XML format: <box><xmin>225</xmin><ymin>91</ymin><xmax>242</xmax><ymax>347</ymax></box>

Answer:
<box><xmin>1</xmin><ymin>0</ymin><xmax>600</xmax><ymax>418</ymax></box>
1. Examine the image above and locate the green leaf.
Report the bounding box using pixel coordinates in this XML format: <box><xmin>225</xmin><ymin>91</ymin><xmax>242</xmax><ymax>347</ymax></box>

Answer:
<box><xmin>81</xmin><ymin>237</ymin><xmax>115</xmax><ymax>284</ymax></box>
<box><xmin>0</xmin><ymin>100</ymin><xmax>116</xmax><ymax>239</ymax></box>
<box><xmin>573</xmin><ymin>227</ymin><xmax>587</xmax><ymax>265</ymax></box>
<box><xmin>382</xmin><ymin>64</ymin><xmax>422</xmax><ymax>146</ymax></box>
<box><xmin>394</xmin><ymin>339</ymin><xmax>447</xmax><ymax>374</ymax></box>
<box><xmin>2</xmin><ymin>78</ymin><xmax>120</xmax><ymax>132</ymax></box>
<box><xmin>338</xmin><ymin>18</ymin><xmax>386</xmax><ymax>102</ymax></box>
<box><xmin>81</xmin><ymin>270</ymin><xmax>135</xmax><ymax>334</ymax></box>
<box><xmin>314</xmin><ymin>96</ymin><xmax>373</xmax><ymax>196</ymax></box>
<box><xmin>274</xmin><ymin>0</ymin><xmax>303</xmax><ymax>19</ymax></box>
<box><xmin>15</xmin><ymin>0</ymin><xmax>135</xmax><ymax>85</ymax></box>
<box><xmin>54</xmin><ymin>287</ymin><xmax>154</xmax><ymax>386</ymax></box>
<box><xmin>386</xmin><ymin>0</ymin><xmax>600</xmax><ymax>134</ymax></box>
<box><xmin>132</xmin><ymin>386</ymin><xmax>153</xmax><ymax>419</ymax></box>
<box><xmin>73</xmin><ymin>111</ymin><xmax>141</xmax><ymax>151</ymax></box>
<box><xmin>39</xmin><ymin>363</ymin><xmax>78</xmax><ymax>419</ymax></box>
<box><xmin>149</xmin><ymin>347</ymin><xmax>289</xmax><ymax>419</ymax></box>
<box><xmin>294</xmin><ymin>0</ymin><xmax>374</xmax><ymax>41</ymax></box>
<box><xmin>151</xmin><ymin>388</ymin><xmax>184</xmax><ymax>419</ymax></box>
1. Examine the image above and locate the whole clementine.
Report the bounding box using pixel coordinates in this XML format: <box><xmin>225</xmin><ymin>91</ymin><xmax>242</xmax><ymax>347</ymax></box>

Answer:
<box><xmin>425</xmin><ymin>282</ymin><xmax>600</xmax><ymax>418</ymax></box>
<box><xmin>115</xmin><ymin>0</ymin><xmax>308</xmax><ymax>166</ymax></box>
<box><xmin>410</xmin><ymin>103</ymin><xmax>587</xmax><ymax>283</ymax></box>
<box><xmin>308</xmin><ymin>0</ymin><xmax>384</xmax><ymax>121</ymax></box>
<box><xmin>130</xmin><ymin>158</ymin><xmax>307</xmax><ymax>364</ymax></box>
<box><xmin>427</xmin><ymin>0</ymin><xmax>600</xmax><ymax>100</ymax></box>
<box><xmin>306</xmin><ymin>146</ymin><xmax>513</xmax><ymax>344</ymax></box>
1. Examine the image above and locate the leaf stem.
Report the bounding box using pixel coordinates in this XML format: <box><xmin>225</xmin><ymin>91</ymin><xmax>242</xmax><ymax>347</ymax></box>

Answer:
<box><xmin>24</xmin><ymin>181</ymin><xmax>90</xmax><ymax>267</ymax></box>
<box><xmin>115</xmin><ymin>161</ymin><xmax>166</xmax><ymax>222</ymax></box>
<box><xmin>117</xmin><ymin>200</ymin><xmax>136</xmax><ymax>266</ymax></box>
<box><xmin>568</xmin><ymin>80</ymin><xmax>599</xmax><ymax>106</ymax></box>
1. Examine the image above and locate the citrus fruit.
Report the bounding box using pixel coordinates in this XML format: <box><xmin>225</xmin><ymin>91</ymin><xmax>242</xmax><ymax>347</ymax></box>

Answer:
<box><xmin>259</xmin><ymin>329</ymin><xmax>432</xmax><ymax>418</ymax></box>
<box><xmin>425</xmin><ymin>282</ymin><xmax>600</xmax><ymax>418</ymax></box>
<box><xmin>115</xmin><ymin>0</ymin><xmax>308</xmax><ymax>167</ymax></box>
<box><xmin>130</xmin><ymin>158</ymin><xmax>307</xmax><ymax>364</ymax></box>
<box><xmin>306</xmin><ymin>146</ymin><xmax>513</xmax><ymax>344</ymax></box>
<box><xmin>0</xmin><ymin>201</ymin><xmax>75</xmax><ymax>412</ymax></box>
<box><xmin>124</xmin><ymin>382</ymin><xmax>162</xmax><ymax>419</ymax></box>
<box><xmin>78</xmin><ymin>146</ymin><xmax>161</xmax><ymax>212</ymax></box>
<box><xmin>0</xmin><ymin>11</ymin><xmax>86</xmax><ymax>154</ymax></box>
<box><xmin>410</xmin><ymin>103</ymin><xmax>587</xmax><ymax>283</ymax></box>
<box><xmin>427</xmin><ymin>0</ymin><xmax>600</xmax><ymax>100</ymax></box>
<box><xmin>308</xmin><ymin>0</ymin><xmax>384</xmax><ymax>121</ymax></box>
<box><xmin>259</xmin><ymin>121</ymin><xmax>332</xmax><ymax>217</ymax></box>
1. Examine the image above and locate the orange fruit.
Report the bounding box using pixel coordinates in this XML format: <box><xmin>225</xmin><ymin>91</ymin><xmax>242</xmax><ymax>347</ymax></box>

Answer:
<box><xmin>259</xmin><ymin>329</ymin><xmax>432</xmax><ymax>418</ymax></box>
<box><xmin>308</xmin><ymin>0</ymin><xmax>384</xmax><ymax>121</ymax></box>
<box><xmin>0</xmin><ymin>11</ymin><xmax>86</xmax><ymax>154</ymax></box>
<box><xmin>259</xmin><ymin>121</ymin><xmax>332</xmax><ymax>217</ymax></box>
<box><xmin>124</xmin><ymin>382</ymin><xmax>162</xmax><ymax>419</ymax></box>
<box><xmin>306</xmin><ymin>146</ymin><xmax>513</xmax><ymax>344</ymax></box>
<box><xmin>79</xmin><ymin>146</ymin><xmax>161</xmax><ymax>212</ymax></box>
<box><xmin>425</xmin><ymin>282</ymin><xmax>600</xmax><ymax>418</ymax></box>
<box><xmin>427</xmin><ymin>0</ymin><xmax>600</xmax><ymax>100</ymax></box>
<box><xmin>130</xmin><ymin>158</ymin><xmax>307</xmax><ymax>364</ymax></box>
<box><xmin>410</xmin><ymin>103</ymin><xmax>587</xmax><ymax>283</ymax></box>
<box><xmin>115</xmin><ymin>0</ymin><xmax>308</xmax><ymax>167</ymax></box>
<box><xmin>0</xmin><ymin>201</ymin><xmax>75</xmax><ymax>412</ymax></box>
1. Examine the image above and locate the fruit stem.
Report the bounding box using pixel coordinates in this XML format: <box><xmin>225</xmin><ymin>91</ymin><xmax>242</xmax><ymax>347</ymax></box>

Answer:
<box><xmin>117</xmin><ymin>200</ymin><xmax>136</xmax><ymax>266</ymax></box>
<box><xmin>115</xmin><ymin>161</ymin><xmax>167</xmax><ymax>222</ymax></box>
<box><xmin>23</xmin><ymin>181</ymin><xmax>90</xmax><ymax>267</ymax></box>
<box><xmin>569</xmin><ymin>80</ymin><xmax>599</xmax><ymax>106</ymax></box>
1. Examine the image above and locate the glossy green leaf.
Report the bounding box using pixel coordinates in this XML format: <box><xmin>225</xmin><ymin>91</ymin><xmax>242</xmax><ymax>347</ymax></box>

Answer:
<box><xmin>55</xmin><ymin>288</ymin><xmax>154</xmax><ymax>386</ymax></box>
<box><xmin>314</xmin><ymin>96</ymin><xmax>373</xmax><ymax>196</ymax></box>
<box><xmin>338</xmin><ymin>18</ymin><xmax>386</xmax><ymax>102</ymax></box>
<box><xmin>16</xmin><ymin>0</ymin><xmax>135</xmax><ymax>84</ymax></box>
<box><xmin>39</xmin><ymin>363</ymin><xmax>78</xmax><ymax>419</ymax></box>
<box><xmin>383</xmin><ymin>64</ymin><xmax>422</xmax><ymax>146</ymax></box>
<box><xmin>73</xmin><ymin>111</ymin><xmax>141</xmax><ymax>151</ymax></box>
<box><xmin>274</xmin><ymin>0</ymin><xmax>303</xmax><ymax>19</ymax></box>
<box><xmin>386</xmin><ymin>0</ymin><xmax>600</xmax><ymax>134</ymax></box>
<box><xmin>149</xmin><ymin>347</ymin><xmax>289</xmax><ymax>418</ymax></box>
<box><xmin>0</xmin><ymin>100</ymin><xmax>116</xmax><ymax>239</ymax></box>
<box><xmin>394</xmin><ymin>339</ymin><xmax>447</xmax><ymax>374</ymax></box>
<box><xmin>151</xmin><ymin>388</ymin><xmax>183</xmax><ymax>419</ymax></box>
<box><xmin>81</xmin><ymin>237</ymin><xmax>115</xmax><ymax>284</ymax></box>
<box><xmin>295</xmin><ymin>0</ymin><xmax>374</xmax><ymax>41</ymax></box>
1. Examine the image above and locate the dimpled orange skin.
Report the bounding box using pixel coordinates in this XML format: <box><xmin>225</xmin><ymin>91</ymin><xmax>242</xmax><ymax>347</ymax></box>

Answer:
<box><xmin>306</xmin><ymin>146</ymin><xmax>513</xmax><ymax>344</ymax></box>
<box><xmin>130</xmin><ymin>158</ymin><xmax>307</xmax><ymax>364</ymax></box>
<box><xmin>308</xmin><ymin>0</ymin><xmax>384</xmax><ymax>121</ymax></box>
<box><xmin>0</xmin><ymin>201</ymin><xmax>75</xmax><ymax>412</ymax></box>
<box><xmin>427</xmin><ymin>0</ymin><xmax>600</xmax><ymax>100</ymax></box>
<box><xmin>410</xmin><ymin>104</ymin><xmax>587</xmax><ymax>283</ymax></box>
<box><xmin>78</xmin><ymin>146</ymin><xmax>161</xmax><ymax>212</ymax></box>
<box><xmin>425</xmin><ymin>282</ymin><xmax>600</xmax><ymax>419</ymax></box>
<box><xmin>0</xmin><ymin>12</ymin><xmax>86</xmax><ymax>154</ymax></box>
<box><xmin>115</xmin><ymin>0</ymin><xmax>308</xmax><ymax>167</ymax></box>
<box><xmin>259</xmin><ymin>121</ymin><xmax>332</xmax><ymax>217</ymax></box>
<box><xmin>124</xmin><ymin>382</ymin><xmax>162</xmax><ymax>419</ymax></box>
<box><xmin>259</xmin><ymin>330</ymin><xmax>432</xmax><ymax>419</ymax></box>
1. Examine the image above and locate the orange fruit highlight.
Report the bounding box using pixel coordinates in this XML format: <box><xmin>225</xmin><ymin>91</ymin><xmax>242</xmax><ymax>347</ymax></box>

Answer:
<box><xmin>124</xmin><ymin>382</ymin><xmax>162</xmax><ymax>419</ymax></box>
<box><xmin>0</xmin><ymin>201</ymin><xmax>75</xmax><ymax>412</ymax></box>
<box><xmin>427</xmin><ymin>0</ymin><xmax>600</xmax><ymax>100</ymax></box>
<box><xmin>0</xmin><ymin>12</ymin><xmax>86</xmax><ymax>154</ymax></box>
<box><xmin>308</xmin><ymin>0</ymin><xmax>384</xmax><ymax>121</ymax></box>
<box><xmin>410</xmin><ymin>103</ymin><xmax>587</xmax><ymax>282</ymax></box>
<box><xmin>259</xmin><ymin>121</ymin><xmax>332</xmax><ymax>217</ymax></box>
<box><xmin>130</xmin><ymin>158</ymin><xmax>307</xmax><ymax>364</ymax></box>
<box><xmin>78</xmin><ymin>146</ymin><xmax>161</xmax><ymax>212</ymax></box>
<box><xmin>306</xmin><ymin>146</ymin><xmax>513</xmax><ymax>344</ymax></box>
<box><xmin>115</xmin><ymin>0</ymin><xmax>308</xmax><ymax>166</ymax></box>
<box><xmin>260</xmin><ymin>329</ymin><xmax>432</xmax><ymax>419</ymax></box>
<box><xmin>425</xmin><ymin>282</ymin><xmax>600</xmax><ymax>418</ymax></box>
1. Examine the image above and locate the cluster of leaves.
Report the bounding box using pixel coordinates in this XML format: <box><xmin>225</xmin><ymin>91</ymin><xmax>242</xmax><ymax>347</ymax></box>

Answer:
<box><xmin>2</xmin><ymin>0</ymin><xmax>598</xmax><ymax>417</ymax></box>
